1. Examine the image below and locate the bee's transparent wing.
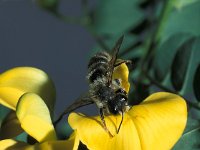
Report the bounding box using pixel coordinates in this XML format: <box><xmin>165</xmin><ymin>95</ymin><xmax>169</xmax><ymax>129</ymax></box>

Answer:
<box><xmin>107</xmin><ymin>36</ymin><xmax>124</xmax><ymax>85</ymax></box>
<box><xmin>64</xmin><ymin>94</ymin><xmax>94</xmax><ymax>114</ymax></box>
<box><xmin>53</xmin><ymin>93</ymin><xmax>94</xmax><ymax>126</ymax></box>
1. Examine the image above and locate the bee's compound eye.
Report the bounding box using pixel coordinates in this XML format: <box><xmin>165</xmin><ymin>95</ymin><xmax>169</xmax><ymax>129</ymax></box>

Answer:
<box><xmin>115</xmin><ymin>88</ymin><xmax>127</xmax><ymax>96</ymax></box>
<box><xmin>107</xmin><ymin>100</ymin><xmax>118</xmax><ymax>115</ymax></box>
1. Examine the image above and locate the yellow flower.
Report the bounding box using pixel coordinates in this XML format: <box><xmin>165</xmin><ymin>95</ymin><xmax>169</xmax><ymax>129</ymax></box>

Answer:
<box><xmin>68</xmin><ymin>92</ymin><xmax>187</xmax><ymax>150</ymax></box>
<box><xmin>0</xmin><ymin>67</ymin><xmax>78</xmax><ymax>149</ymax></box>
<box><xmin>0</xmin><ymin>92</ymin><xmax>79</xmax><ymax>150</ymax></box>
<box><xmin>0</xmin><ymin>67</ymin><xmax>56</xmax><ymax>139</ymax></box>
<box><xmin>0</xmin><ymin>67</ymin><xmax>56</xmax><ymax>114</ymax></box>
<box><xmin>0</xmin><ymin>64</ymin><xmax>188</xmax><ymax>150</ymax></box>
<box><xmin>68</xmin><ymin>63</ymin><xmax>187</xmax><ymax>150</ymax></box>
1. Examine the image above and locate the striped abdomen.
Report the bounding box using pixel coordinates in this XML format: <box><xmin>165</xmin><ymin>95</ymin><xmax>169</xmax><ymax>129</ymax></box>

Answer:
<box><xmin>87</xmin><ymin>51</ymin><xmax>111</xmax><ymax>83</ymax></box>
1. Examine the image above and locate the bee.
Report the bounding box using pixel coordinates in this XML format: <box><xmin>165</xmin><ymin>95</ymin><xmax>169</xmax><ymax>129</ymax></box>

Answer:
<box><xmin>54</xmin><ymin>36</ymin><xmax>131</xmax><ymax>136</ymax></box>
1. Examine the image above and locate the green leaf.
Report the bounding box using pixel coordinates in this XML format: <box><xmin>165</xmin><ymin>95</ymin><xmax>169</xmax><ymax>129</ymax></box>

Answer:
<box><xmin>171</xmin><ymin>37</ymin><xmax>200</xmax><ymax>96</ymax></box>
<box><xmin>153</xmin><ymin>33</ymin><xmax>193</xmax><ymax>82</ymax></box>
<box><xmin>193</xmin><ymin>64</ymin><xmax>200</xmax><ymax>101</ymax></box>
<box><xmin>171</xmin><ymin>38</ymin><xmax>196</xmax><ymax>91</ymax></box>
<box><xmin>0</xmin><ymin>105</ymin><xmax>9</xmax><ymax>127</ymax></box>
<box><xmin>172</xmin><ymin>0</ymin><xmax>199</xmax><ymax>10</ymax></box>
<box><xmin>91</xmin><ymin>0</ymin><xmax>144</xmax><ymax>35</ymax></box>
<box><xmin>173</xmin><ymin>117</ymin><xmax>200</xmax><ymax>150</ymax></box>
<box><xmin>183</xmin><ymin>117</ymin><xmax>200</xmax><ymax>134</ymax></box>
<box><xmin>160</xmin><ymin>1</ymin><xmax>200</xmax><ymax>42</ymax></box>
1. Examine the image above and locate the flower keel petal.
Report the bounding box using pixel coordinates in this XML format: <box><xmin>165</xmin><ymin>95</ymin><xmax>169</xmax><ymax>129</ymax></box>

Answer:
<box><xmin>16</xmin><ymin>93</ymin><xmax>57</xmax><ymax>142</ymax></box>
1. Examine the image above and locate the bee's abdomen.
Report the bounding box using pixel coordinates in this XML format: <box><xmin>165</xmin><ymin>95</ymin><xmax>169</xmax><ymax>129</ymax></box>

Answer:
<box><xmin>87</xmin><ymin>51</ymin><xmax>111</xmax><ymax>83</ymax></box>
<box><xmin>88</xmin><ymin>51</ymin><xmax>110</xmax><ymax>67</ymax></box>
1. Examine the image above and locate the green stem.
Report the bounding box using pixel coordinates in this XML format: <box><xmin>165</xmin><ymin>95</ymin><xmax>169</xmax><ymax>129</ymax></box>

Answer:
<box><xmin>155</xmin><ymin>0</ymin><xmax>173</xmax><ymax>42</ymax></box>
<box><xmin>81</xmin><ymin>0</ymin><xmax>89</xmax><ymax>16</ymax></box>
<box><xmin>133</xmin><ymin>0</ymin><xmax>173</xmax><ymax>91</ymax></box>
<box><xmin>51</xmin><ymin>11</ymin><xmax>84</xmax><ymax>25</ymax></box>
<box><xmin>140</xmin><ymin>0</ymin><xmax>173</xmax><ymax>70</ymax></box>
<box><xmin>144</xmin><ymin>70</ymin><xmax>175</xmax><ymax>93</ymax></box>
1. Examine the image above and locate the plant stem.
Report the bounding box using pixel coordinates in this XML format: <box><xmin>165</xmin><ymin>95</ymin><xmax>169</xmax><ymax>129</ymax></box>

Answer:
<box><xmin>133</xmin><ymin>0</ymin><xmax>173</xmax><ymax>97</ymax></box>
<box><xmin>46</xmin><ymin>0</ymin><xmax>110</xmax><ymax>52</ymax></box>
<box><xmin>81</xmin><ymin>0</ymin><xmax>89</xmax><ymax>17</ymax></box>
<box><xmin>80</xmin><ymin>0</ymin><xmax>110</xmax><ymax>51</ymax></box>
<box><xmin>144</xmin><ymin>70</ymin><xmax>175</xmax><ymax>93</ymax></box>
<box><xmin>140</xmin><ymin>0</ymin><xmax>172</xmax><ymax>70</ymax></box>
<box><xmin>54</xmin><ymin>12</ymin><xmax>84</xmax><ymax>25</ymax></box>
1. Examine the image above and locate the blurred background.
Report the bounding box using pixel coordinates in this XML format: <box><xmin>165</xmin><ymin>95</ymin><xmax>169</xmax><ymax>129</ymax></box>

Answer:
<box><xmin>0</xmin><ymin>0</ymin><xmax>200</xmax><ymax>149</ymax></box>
<box><xmin>0</xmin><ymin>0</ymin><xmax>97</xmax><ymax>118</ymax></box>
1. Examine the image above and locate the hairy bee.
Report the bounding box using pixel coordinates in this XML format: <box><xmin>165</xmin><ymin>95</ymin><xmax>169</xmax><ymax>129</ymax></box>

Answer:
<box><xmin>54</xmin><ymin>36</ymin><xmax>131</xmax><ymax>136</ymax></box>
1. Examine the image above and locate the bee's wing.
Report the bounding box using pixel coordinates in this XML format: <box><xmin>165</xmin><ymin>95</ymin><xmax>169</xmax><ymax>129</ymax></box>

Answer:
<box><xmin>107</xmin><ymin>36</ymin><xmax>124</xmax><ymax>85</ymax></box>
<box><xmin>64</xmin><ymin>93</ymin><xmax>94</xmax><ymax>114</ymax></box>
<box><xmin>54</xmin><ymin>93</ymin><xmax>94</xmax><ymax>125</ymax></box>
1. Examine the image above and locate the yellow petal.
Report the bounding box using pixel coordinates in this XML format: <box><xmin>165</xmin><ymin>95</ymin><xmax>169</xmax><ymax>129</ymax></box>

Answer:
<box><xmin>0</xmin><ymin>134</ymin><xmax>79</xmax><ymax>150</ymax></box>
<box><xmin>112</xmin><ymin>63</ymin><xmax>130</xmax><ymax>93</ymax></box>
<box><xmin>68</xmin><ymin>92</ymin><xmax>187</xmax><ymax>150</ymax></box>
<box><xmin>0</xmin><ymin>87</ymin><xmax>22</xmax><ymax>110</ymax></box>
<box><xmin>16</xmin><ymin>93</ymin><xmax>57</xmax><ymax>142</ymax></box>
<box><xmin>0</xmin><ymin>139</ymin><xmax>29</xmax><ymax>150</ymax></box>
<box><xmin>0</xmin><ymin>111</ymin><xmax>23</xmax><ymax>139</ymax></box>
<box><xmin>37</xmin><ymin>132</ymin><xmax>79</xmax><ymax>150</ymax></box>
<box><xmin>68</xmin><ymin>112</ymin><xmax>141</xmax><ymax>150</ymax></box>
<box><xmin>128</xmin><ymin>92</ymin><xmax>187</xmax><ymax>150</ymax></box>
<box><xmin>0</xmin><ymin>67</ymin><xmax>56</xmax><ymax>114</ymax></box>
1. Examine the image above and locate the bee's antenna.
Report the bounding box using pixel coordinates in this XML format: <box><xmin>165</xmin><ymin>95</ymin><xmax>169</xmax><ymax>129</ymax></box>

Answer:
<box><xmin>117</xmin><ymin>111</ymin><xmax>124</xmax><ymax>134</ymax></box>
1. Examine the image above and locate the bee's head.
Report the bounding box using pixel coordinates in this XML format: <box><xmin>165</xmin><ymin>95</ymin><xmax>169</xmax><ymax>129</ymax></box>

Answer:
<box><xmin>107</xmin><ymin>88</ymin><xmax>129</xmax><ymax>134</ymax></box>
<box><xmin>107</xmin><ymin>89</ymin><xmax>128</xmax><ymax>115</ymax></box>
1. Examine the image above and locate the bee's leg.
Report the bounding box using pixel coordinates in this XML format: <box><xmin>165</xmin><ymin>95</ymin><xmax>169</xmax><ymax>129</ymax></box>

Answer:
<box><xmin>117</xmin><ymin>111</ymin><xmax>124</xmax><ymax>134</ymax></box>
<box><xmin>99</xmin><ymin>108</ymin><xmax>113</xmax><ymax>137</ymax></box>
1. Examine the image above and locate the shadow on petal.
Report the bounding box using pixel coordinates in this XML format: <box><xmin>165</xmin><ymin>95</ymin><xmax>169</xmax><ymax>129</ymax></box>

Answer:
<box><xmin>0</xmin><ymin>111</ymin><xmax>23</xmax><ymax>139</ymax></box>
